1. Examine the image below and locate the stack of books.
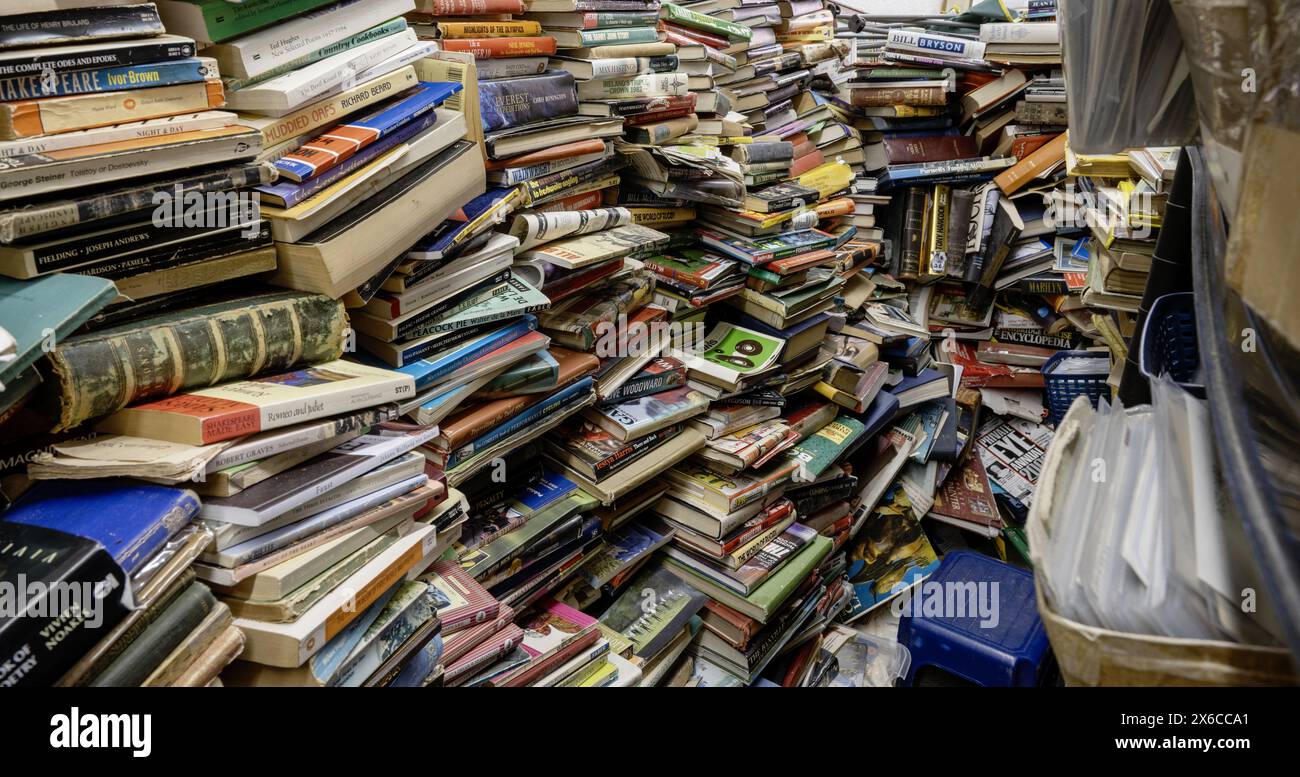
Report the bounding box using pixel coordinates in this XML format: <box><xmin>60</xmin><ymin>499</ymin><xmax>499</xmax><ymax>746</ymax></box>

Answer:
<box><xmin>0</xmin><ymin>1</ymin><xmax>271</xmax><ymax>301</ymax></box>
<box><xmin>2</xmin><ymin>0</ymin><xmax>1199</xmax><ymax>687</ymax></box>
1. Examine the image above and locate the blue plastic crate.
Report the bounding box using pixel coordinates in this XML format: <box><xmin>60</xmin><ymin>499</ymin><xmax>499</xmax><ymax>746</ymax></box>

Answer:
<box><xmin>898</xmin><ymin>551</ymin><xmax>1054</xmax><ymax>687</ymax></box>
<box><xmin>1041</xmin><ymin>350</ymin><xmax>1110</xmax><ymax>424</ymax></box>
<box><xmin>1139</xmin><ymin>292</ymin><xmax>1204</xmax><ymax>398</ymax></box>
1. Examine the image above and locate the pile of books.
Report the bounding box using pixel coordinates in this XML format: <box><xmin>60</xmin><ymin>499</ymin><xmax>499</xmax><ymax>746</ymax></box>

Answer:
<box><xmin>0</xmin><ymin>0</ymin><xmax>1198</xmax><ymax>687</ymax></box>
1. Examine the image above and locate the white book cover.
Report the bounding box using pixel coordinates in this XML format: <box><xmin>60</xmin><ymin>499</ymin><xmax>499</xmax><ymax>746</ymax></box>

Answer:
<box><xmin>206</xmin><ymin>0</ymin><xmax>417</xmax><ymax>80</ymax></box>
<box><xmin>885</xmin><ymin>28</ymin><xmax>987</xmax><ymax>61</ymax></box>
<box><xmin>223</xmin><ymin>31</ymin><xmax>418</xmax><ymax>114</ymax></box>
<box><xmin>200</xmin><ymin>428</ymin><xmax>440</xmax><ymax>526</ymax></box>
<box><xmin>234</xmin><ymin>523</ymin><xmax>439</xmax><ymax>668</ymax></box>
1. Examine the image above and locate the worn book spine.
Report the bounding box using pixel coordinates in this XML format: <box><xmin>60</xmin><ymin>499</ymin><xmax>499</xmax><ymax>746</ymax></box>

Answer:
<box><xmin>0</xmin><ymin>162</ymin><xmax>273</xmax><ymax>243</ymax></box>
<box><xmin>48</xmin><ymin>293</ymin><xmax>346</xmax><ymax>431</ymax></box>
<box><xmin>440</xmin><ymin>37</ymin><xmax>558</xmax><ymax>58</ymax></box>
<box><xmin>420</xmin><ymin>0</ymin><xmax>526</xmax><ymax>12</ymax></box>
<box><xmin>851</xmin><ymin>85</ymin><xmax>946</xmax><ymax>108</ymax></box>
<box><xmin>660</xmin><ymin>3</ymin><xmax>752</xmax><ymax>41</ymax></box>
<box><xmin>0</xmin><ymin>79</ymin><xmax>225</xmax><ymax>139</ymax></box>
<box><xmin>1015</xmin><ymin>100</ymin><xmax>1067</xmax><ymax>125</ymax></box>
<box><xmin>0</xmin><ymin>4</ymin><xmax>165</xmax><ymax>49</ymax></box>
<box><xmin>994</xmin><ymin>131</ymin><xmax>1067</xmax><ymax>195</ymax></box>
<box><xmin>90</xmin><ymin>583</ymin><xmax>217</xmax><ymax>688</ymax></box>
<box><xmin>0</xmin><ymin>37</ymin><xmax>195</xmax><ymax>79</ymax></box>
<box><xmin>898</xmin><ymin>186</ymin><xmax>927</xmax><ymax>280</ymax></box>
<box><xmin>75</xmin><ymin>223</ymin><xmax>273</xmax><ymax>282</ymax></box>
<box><xmin>0</xmin><ymin>57</ymin><xmax>217</xmax><ymax>101</ymax></box>
<box><xmin>439</xmin><ymin>21</ymin><xmax>541</xmax><ymax>38</ymax></box>
<box><xmin>479</xmin><ymin>71</ymin><xmax>578</xmax><ymax>132</ymax></box>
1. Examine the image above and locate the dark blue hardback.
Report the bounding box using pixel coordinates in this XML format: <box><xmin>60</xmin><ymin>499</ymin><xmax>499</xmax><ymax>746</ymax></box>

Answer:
<box><xmin>4</xmin><ymin>480</ymin><xmax>199</xmax><ymax>576</ymax></box>
<box><xmin>478</xmin><ymin>70</ymin><xmax>578</xmax><ymax>133</ymax></box>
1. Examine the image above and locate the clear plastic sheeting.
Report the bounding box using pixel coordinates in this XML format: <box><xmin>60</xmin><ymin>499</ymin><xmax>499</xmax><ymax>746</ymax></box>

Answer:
<box><xmin>1059</xmin><ymin>0</ymin><xmax>1198</xmax><ymax>154</ymax></box>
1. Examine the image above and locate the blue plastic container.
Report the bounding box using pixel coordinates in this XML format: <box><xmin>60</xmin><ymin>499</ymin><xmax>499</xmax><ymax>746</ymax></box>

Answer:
<box><xmin>1139</xmin><ymin>292</ymin><xmax>1204</xmax><ymax>398</ymax></box>
<box><xmin>897</xmin><ymin>551</ymin><xmax>1054</xmax><ymax>687</ymax></box>
<box><xmin>1041</xmin><ymin>349</ymin><xmax>1110</xmax><ymax>424</ymax></box>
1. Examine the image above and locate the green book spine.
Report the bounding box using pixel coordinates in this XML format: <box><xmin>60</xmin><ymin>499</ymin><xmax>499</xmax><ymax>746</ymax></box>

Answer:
<box><xmin>747</xmin><ymin>534</ymin><xmax>832</xmax><ymax>617</ymax></box>
<box><xmin>223</xmin><ymin>18</ymin><xmax>409</xmax><ymax>90</ymax></box>
<box><xmin>194</xmin><ymin>0</ymin><xmax>340</xmax><ymax>43</ymax></box>
<box><xmin>660</xmin><ymin>3</ymin><xmax>753</xmax><ymax>42</ymax></box>
<box><xmin>48</xmin><ymin>291</ymin><xmax>348</xmax><ymax>431</ymax></box>
<box><xmin>91</xmin><ymin>583</ymin><xmax>217</xmax><ymax>687</ymax></box>
<box><xmin>577</xmin><ymin>26</ymin><xmax>661</xmax><ymax>46</ymax></box>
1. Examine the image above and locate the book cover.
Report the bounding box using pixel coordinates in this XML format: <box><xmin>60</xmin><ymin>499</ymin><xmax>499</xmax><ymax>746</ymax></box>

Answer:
<box><xmin>418</xmin><ymin>560</ymin><xmax>499</xmax><ymax>635</ymax></box>
<box><xmin>673</xmin><ymin>321</ymin><xmax>784</xmax><ymax>389</ymax></box>
<box><xmin>0</xmin><ymin>56</ymin><xmax>217</xmax><ymax>101</ymax></box>
<box><xmin>598</xmin><ymin>565</ymin><xmax>706</xmax><ymax>659</ymax></box>
<box><xmin>582</xmin><ymin>383</ymin><xmax>709</xmax><ymax>441</ymax></box>
<box><xmin>843</xmin><ymin>484</ymin><xmax>940</xmax><ymax>621</ymax></box>
<box><xmin>96</xmin><ymin>360</ymin><xmax>414</xmax><ymax>446</ymax></box>
<box><xmin>0</xmin><ymin>274</ymin><xmax>115</xmax><ymax>390</ymax></box>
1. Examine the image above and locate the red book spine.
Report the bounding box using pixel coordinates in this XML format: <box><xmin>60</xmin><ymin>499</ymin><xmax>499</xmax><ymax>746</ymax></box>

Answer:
<box><xmin>882</xmin><ymin>134</ymin><xmax>978</xmax><ymax>164</ymax></box>
<box><xmin>623</xmin><ymin>104</ymin><xmax>695</xmax><ymax>126</ymax></box>
<box><xmin>661</xmin><ymin>21</ymin><xmax>728</xmax><ymax>49</ymax></box>
<box><xmin>788</xmin><ymin>148</ymin><xmax>824</xmax><ymax>177</ymax></box>
<box><xmin>439</xmin><ymin>36</ymin><xmax>557</xmax><ymax>58</ymax></box>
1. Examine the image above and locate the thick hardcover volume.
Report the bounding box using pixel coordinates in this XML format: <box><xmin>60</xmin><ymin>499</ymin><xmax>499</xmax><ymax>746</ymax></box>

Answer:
<box><xmin>0</xmin><ymin>35</ymin><xmax>197</xmax><ymax>77</ymax></box>
<box><xmin>0</xmin><ymin>3</ymin><xmax>165</xmax><ymax>49</ymax></box>
<box><xmin>156</xmin><ymin>0</ymin><xmax>337</xmax><ymax>44</ymax></box>
<box><xmin>0</xmin><ymin>56</ymin><xmax>217</xmax><ymax>101</ymax></box>
<box><xmin>439</xmin><ymin>37</ymin><xmax>558</xmax><ymax>59</ymax></box>
<box><xmin>898</xmin><ymin>187</ymin><xmax>927</xmax><ymax>280</ymax></box>
<box><xmin>0</xmin><ymin>523</ymin><xmax>133</xmax><ymax>687</ymax></box>
<box><xmin>883</xmin><ymin>134</ymin><xmax>978</xmax><ymax>165</ymax></box>
<box><xmin>851</xmin><ymin>85</ymin><xmax>947</xmax><ymax>107</ymax></box>
<box><xmin>479</xmin><ymin>71</ymin><xmax>578</xmax><ymax>132</ymax></box>
<box><xmin>90</xmin><ymin>582</ymin><xmax>216</xmax><ymax>687</ymax></box>
<box><xmin>0</xmin><ymin>79</ymin><xmax>225</xmax><ymax>139</ymax></box>
<box><xmin>48</xmin><ymin>291</ymin><xmax>347</xmax><ymax>432</ymax></box>
<box><xmin>994</xmin><ymin>131</ymin><xmax>1067</xmax><ymax>195</ymax></box>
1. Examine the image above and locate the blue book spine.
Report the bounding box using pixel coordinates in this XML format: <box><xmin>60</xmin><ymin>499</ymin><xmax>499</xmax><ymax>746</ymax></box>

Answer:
<box><xmin>272</xmin><ymin>81</ymin><xmax>459</xmax><ymax>181</ymax></box>
<box><xmin>399</xmin><ymin>317</ymin><xmax>535</xmax><ymax>391</ymax></box>
<box><xmin>478</xmin><ymin>70</ymin><xmax>578</xmax><ymax>133</ymax></box>
<box><xmin>514</xmin><ymin>471</ymin><xmax>577</xmax><ymax>512</ymax></box>
<box><xmin>4</xmin><ymin>481</ymin><xmax>199</xmax><ymax>576</ymax></box>
<box><xmin>449</xmin><ymin>377</ymin><xmax>594</xmax><ymax>468</ymax></box>
<box><xmin>0</xmin><ymin>57</ymin><xmax>215</xmax><ymax>101</ymax></box>
<box><xmin>395</xmin><ymin>315</ymin><xmax>537</xmax><ymax>369</ymax></box>
<box><xmin>257</xmin><ymin>111</ymin><xmax>437</xmax><ymax>207</ymax></box>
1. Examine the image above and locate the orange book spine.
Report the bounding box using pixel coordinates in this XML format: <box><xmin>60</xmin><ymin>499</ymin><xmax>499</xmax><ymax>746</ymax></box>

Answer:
<box><xmin>2</xmin><ymin>80</ymin><xmax>224</xmax><ymax>139</ymax></box>
<box><xmin>995</xmin><ymin>132</ymin><xmax>1067</xmax><ymax>195</ymax></box>
<box><xmin>788</xmin><ymin>148</ymin><xmax>825</xmax><ymax>178</ymax></box>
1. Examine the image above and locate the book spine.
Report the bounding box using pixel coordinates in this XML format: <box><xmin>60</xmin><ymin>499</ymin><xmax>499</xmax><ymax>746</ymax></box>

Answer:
<box><xmin>74</xmin><ymin>224</ymin><xmax>272</xmax><ymax>281</ymax></box>
<box><xmin>90</xmin><ymin>584</ymin><xmax>217</xmax><ymax>688</ymax></box>
<box><xmin>521</xmin><ymin>155</ymin><xmax>626</xmax><ymax>205</ymax></box>
<box><xmin>389</xmin><ymin>269</ymin><xmax>512</xmax><ymax>327</ymax></box>
<box><xmin>885</xmin><ymin>29</ymin><xmax>987</xmax><ymax>61</ymax></box>
<box><xmin>851</xmin><ymin>85</ymin><xmax>946</xmax><ymax>107</ymax></box>
<box><xmin>439</xmin><ymin>21</ymin><xmax>541</xmax><ymax>38</ymax></box>
<box><xmin>439</xmin><ymin>37</ymin><xmax>558</xmax><ymax>59</ymax></box>
<box><xmin>571</xmin><ymin>26</ymin><xmax>661</xmax><ymax>47</ymax></box>
<box><xmin>0</xmin><ymin>57</ymin><xmax>217</xmax><ymax>101</ymax></box>
<box><xmin>273</xmin><ymin>84</ymin><xmax>444</xmax><ymax>182</ymax></box>
<box><xmin>1</xmin><ymin>80</ymin><xmax>225</xmax><ymax>139</ymax></box>
<box><xmin>479</xmin><ymin>71</ymin><xmax>578</xmax><ymax>132</ymax></box>
<box><xmin>577</xmin><ymin>72</ymin><xmax>689</xmax><ymax>100</ymax></box>
<box><xmin>258</xmin><ymin>112</ymin><xmax>434</xmax><ymax>208</ymax></box>
<box><xmin>420</xmin><ymin>0</ymin><xmax>526</xmax><ymax>12</ymax></box>
<box><xmin>474</xmin><ymin>56</ymin><xmax>549</xmax><ymax>79</ymax></box>
<box><xmin>898</xmin><ymin>187</ymin><xmax>926</xmax><ymax>280</ymax></box>
<box><xmin>0</xmin><ymin>38</ymin><xmax>198</xmax><ymax>78</ymax></box>
<box><xmin>601</xmin><ymin>367</ymin><xmax>686</xmax><ymax>405</ymax></box>
<box><xmin>660</xmin><ymin>3</ymin><xmax>752</xmax><ymax>42</ymax></box>
<box><xmin>491</xmin><ymin>152</ymin><xmax>599</xmax><ymax>186</ymax></box>
<box><xmin>0</xmin><ymin>162</ymin><xmax>272</xmax><ymax>244</ymax></box>
<box><xmin>223</xmin><ymin>19</ymin><xmax>409</xmax><ymax>90</ymax></box>
<box><xmin>0</xmin><ymin>4</ymin><xmax>165</xmax><ymax>49</ymax></box>
<box><xmin>251</xmin><ymin>68</ymin><xmax>419</xmax><ymax>146</ymax></box>
<box><xmin>48</xmin><ymin>294</ymin><xmax>347</xmax><ymax>432</ymax></box>
<box><xmin>449</xmin><ymin>377</ymin><xmax>593</xmax><ymax>467</ymax></box>
<box><xmin>1010</xmin><ymin>276</ymin><xmax>1070</xmax><ymax>295</ymax></box>
<box><xmin>1015</xmin><ymin>100</ymin><xmax>1067</xmax><ymax>125</ymax></box>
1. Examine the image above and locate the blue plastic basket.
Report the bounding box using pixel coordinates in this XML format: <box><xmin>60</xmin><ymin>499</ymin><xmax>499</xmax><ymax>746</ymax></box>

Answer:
<box><xmin>1139</xmin><ymin>292</ymin><xmax>1204</xmax><ymax>398</ymax></box>
<box><xmin>1041</xmin><ymin>350</ymin><xmax>1110</xmax><ymax>424</ymax></box>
